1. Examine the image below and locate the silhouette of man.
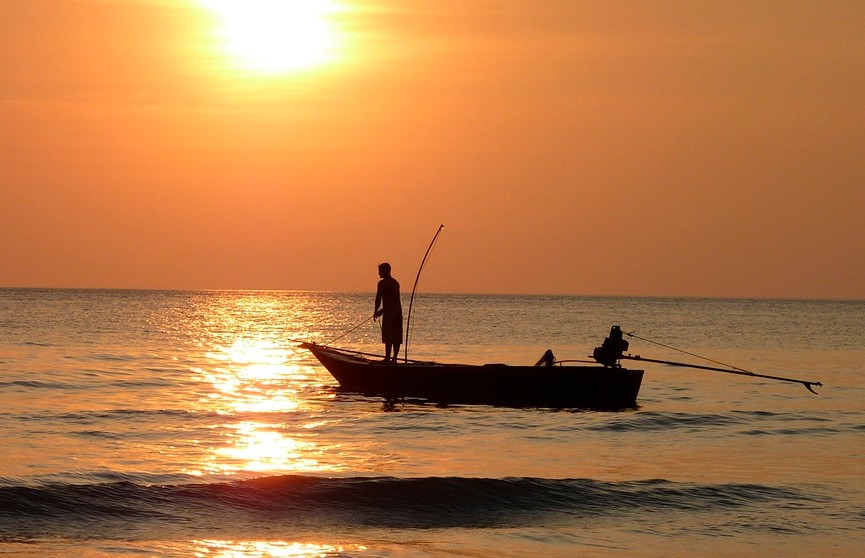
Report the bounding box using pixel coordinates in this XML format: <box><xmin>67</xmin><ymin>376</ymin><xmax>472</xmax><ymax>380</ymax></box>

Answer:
<box><xmin>373</xmin><ymin>262</ymin><xmax>403</xmax><ymax>363</ymax></box>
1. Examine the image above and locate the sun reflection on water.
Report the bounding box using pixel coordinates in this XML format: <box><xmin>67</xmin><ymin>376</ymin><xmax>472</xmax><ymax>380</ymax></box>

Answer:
<box><xmin>199</xmin><ymin>339</ymin><xmax>307</xmax><ymax>414</ymax></box>
<box><xmin>193</xmin><ymin>539</ymin><xmax>366</xmax><ymax>557</ymax></box>
<box><xmin>216</xmin><ymin>422</ymin><xmax>322</xmax><ymax>473</ymax></box>
<box><xmin>198</xmin><ymin>339</ymin><xmax>307</xmax><ymax>413</ymax></box>
<box><xmin>189</xmin><ymin>326</ymin><xmax>340</xmax><ymax>476</ymax></box>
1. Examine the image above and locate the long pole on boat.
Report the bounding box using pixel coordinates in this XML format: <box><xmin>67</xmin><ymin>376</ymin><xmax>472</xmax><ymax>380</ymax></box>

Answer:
<box><xmin>621</xmin><ymin>354</ymin><xmax>823</xmax><ymax>394</ymax></box>
<box><xmin>621</xmin><ymin>330</ymin><xmax>823</xmax><ymax>394</ymax></box>
<box><xmin>404</xmin><ymin>224</ymin><xmax>444</xmax><ymax>362</ymax></box>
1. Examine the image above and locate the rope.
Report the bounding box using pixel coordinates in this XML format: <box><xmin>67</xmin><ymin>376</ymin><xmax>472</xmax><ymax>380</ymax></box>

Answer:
<box><xmin>327</xmin><ymin>314</ymin><xmax>375</xmax><ymax>345</ymax></box>
<box><xmin>625</xmin><ymin>331</ymin><xmax>750</xmax><ymax>373</ymax></box>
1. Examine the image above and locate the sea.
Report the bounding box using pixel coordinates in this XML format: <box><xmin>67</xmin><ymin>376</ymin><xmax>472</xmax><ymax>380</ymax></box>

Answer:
<box><xmin>0</xmin><ymin>289</ymin><xmax>863</xmax><ymax>557</ymax></box>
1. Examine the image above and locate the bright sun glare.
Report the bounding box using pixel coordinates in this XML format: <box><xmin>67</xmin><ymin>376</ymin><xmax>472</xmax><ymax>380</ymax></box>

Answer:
<box><xmin>201</xmin><ymin>0</ymin><xmax>341</xmax><ymax>74</ymax></box>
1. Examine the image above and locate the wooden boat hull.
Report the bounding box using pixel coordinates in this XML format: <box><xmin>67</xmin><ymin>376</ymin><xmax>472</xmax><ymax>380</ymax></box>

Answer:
<box><xmin>302</xmin><ymin>343</ymin><xmax>643</xmax><ymax>409</ymax></box>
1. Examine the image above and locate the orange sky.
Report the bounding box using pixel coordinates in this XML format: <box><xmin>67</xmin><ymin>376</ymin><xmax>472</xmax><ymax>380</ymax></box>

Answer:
<box><xmin>2</xmin><ymin>1</ymin><xmax>863</xmax><ymax>298</ymax></box>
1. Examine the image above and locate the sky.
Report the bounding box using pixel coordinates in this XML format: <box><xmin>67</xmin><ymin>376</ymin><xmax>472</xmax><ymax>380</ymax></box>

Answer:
<box><xmin>1</xmin><ymin>0</ymin><xmax>863</xmax><ymax>298</ymax></box>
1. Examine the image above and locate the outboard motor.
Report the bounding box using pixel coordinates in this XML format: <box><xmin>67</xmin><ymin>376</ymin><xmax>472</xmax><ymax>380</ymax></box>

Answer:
<box><xmin>593</xmin><ymin>325</ymin><xmax>629</xmax><ymax>367</ymax></box>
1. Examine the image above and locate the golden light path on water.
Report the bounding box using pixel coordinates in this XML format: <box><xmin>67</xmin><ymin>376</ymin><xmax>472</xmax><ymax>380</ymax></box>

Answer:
<box><xmin>181</xmin><ymin>291</ymin><xmax>347</xmax><ymax>477</ymax></box>
<box><xmin>180</xmin><ymin>294</ymin><xmax>370</xmax><ymax>557</ymax></box>
<box><xmin>192</xmin><ymin>539</ymin><xmax>367</xmax><ymax>557</ymax></box>
<box><xmin>188</xmin><ymin>336</ymin><xmax>341</xmax><ymax>476</ymax></box>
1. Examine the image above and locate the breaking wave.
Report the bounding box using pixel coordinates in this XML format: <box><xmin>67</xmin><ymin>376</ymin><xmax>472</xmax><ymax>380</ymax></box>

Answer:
<box><xmin>0</xmin><ymin>474</ymin><xmax>827</xmax><ymax>541</ymax></box>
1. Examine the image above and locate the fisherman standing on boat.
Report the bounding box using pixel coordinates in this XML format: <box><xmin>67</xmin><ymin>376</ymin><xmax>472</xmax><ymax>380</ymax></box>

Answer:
<box><xmin>374</xmin><ymin>262</ymin><xmax>403</xmax><ymax>363</ymax></box>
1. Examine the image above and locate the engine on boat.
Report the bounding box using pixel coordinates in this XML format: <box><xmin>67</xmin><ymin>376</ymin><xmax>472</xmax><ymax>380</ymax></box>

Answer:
<box><xmin>593</xmin><ymin>325</ymin><xmax>629</xmax><ymax>367</ymax></box>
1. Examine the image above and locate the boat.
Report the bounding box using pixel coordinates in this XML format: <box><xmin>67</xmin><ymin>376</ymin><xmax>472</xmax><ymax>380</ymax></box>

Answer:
<box><xmin>305</xmin><ymin>228</ymin><xmax>823</xmax><ymax>409</ymax></box>
<box><xmin>301</xmin><ymin>326</ymin><xmax>644</xmax><ymax>409</ymax></box>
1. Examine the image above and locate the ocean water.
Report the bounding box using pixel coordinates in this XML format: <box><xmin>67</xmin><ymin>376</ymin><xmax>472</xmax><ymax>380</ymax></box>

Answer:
<box><xmin>0</xmin><ymin>289</ymin><xmax>863</xmax><ymax>557</ymax></box>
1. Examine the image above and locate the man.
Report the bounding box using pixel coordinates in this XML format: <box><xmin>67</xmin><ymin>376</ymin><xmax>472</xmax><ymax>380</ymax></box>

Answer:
<box><xmin>373</xmin><ymin>262</ymin><xmax>403</xmax><ymax>363</ymax></box>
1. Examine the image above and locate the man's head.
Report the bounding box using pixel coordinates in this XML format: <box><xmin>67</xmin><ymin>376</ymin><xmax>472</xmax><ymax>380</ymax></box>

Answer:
<box><xmin>378</xmin><ymin>262</ymin><xmax>391</xmax><ymax>278</ymax></box>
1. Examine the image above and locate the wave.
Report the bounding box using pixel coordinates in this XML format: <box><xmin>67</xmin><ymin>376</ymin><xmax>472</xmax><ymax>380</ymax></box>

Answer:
<box><xmin>587</xmin><ymin>411</ymin><xmax>748</xmax><ymax>432</ymax></box>
<box><xmin>0</xmin><ymin>380</ymin><xmax>78</xmax><ymax>390</ymax></box>
<box><xmin>0</xmin><ymin>475</ymin><xmax>827</xmax><ymax>540</ymax></box>
<box><xmin>586</xmin><ymin>410</ymin><xmax>853</xmax><ymax>435</ymax></box>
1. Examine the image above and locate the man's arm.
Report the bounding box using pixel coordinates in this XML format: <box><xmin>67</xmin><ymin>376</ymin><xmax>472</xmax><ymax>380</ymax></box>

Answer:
<box><xmin>374</xmin><ymin>283</ymin><xmax>383</xmax><ymax>317</ymax></box>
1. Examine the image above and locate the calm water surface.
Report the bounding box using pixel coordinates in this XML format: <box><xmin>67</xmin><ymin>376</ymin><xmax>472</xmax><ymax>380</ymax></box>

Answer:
<box><xmin>0</xmin><ymin>289</ymin><xmax>863</xmax><ymax>557</ymax></box>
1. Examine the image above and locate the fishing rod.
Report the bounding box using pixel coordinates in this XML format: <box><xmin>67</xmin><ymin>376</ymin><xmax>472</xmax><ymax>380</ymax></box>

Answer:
<box><xmin>620</xmin><ymin>330</ymin><xmax>823</xmax><ymax>394</ymax></box>
<box><xmin>327</xmin><ymin>313</ymin><xmax>375</xmax><ymax>345</ymax></box>
<box><xmin>404</xmin><ymin>224</ymin><xmax>444</xmax><ymax>361</ymax></box>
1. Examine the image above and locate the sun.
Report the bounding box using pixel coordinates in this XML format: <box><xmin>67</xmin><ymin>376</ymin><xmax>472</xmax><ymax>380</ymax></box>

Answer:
<box><xmin>200</xmin><ymin>0</ymin><xmax>342</xmax><ymax>74</ymax></box>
